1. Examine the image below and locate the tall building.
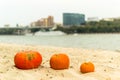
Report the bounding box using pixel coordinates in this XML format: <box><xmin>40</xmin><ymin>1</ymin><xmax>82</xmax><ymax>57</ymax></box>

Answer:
<box><xmin>30</xmin><ymin>16</ymin><xmax>54</xmax><ymax>27</ymax></box>
<box><xmin>40</xmin><ymin>18</ymin><xmax>48</xmax><ymax>27</ymax></box>
<box><xmin>47</xmin><ymin>16</ymin><xmax>54</xmax><ymax>27</ymax></box>
<box><xmin>63</xmin><ymin>13</ymin><xmax>85</xmax><ymax>26</ymax></box>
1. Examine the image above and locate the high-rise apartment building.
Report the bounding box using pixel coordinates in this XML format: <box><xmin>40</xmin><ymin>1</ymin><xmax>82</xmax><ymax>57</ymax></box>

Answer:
<box><xmin>30</xmin><ymin>16</ymin><xmax>54</xmax><ymax>27</ymax></box>
<box><xmin>63</xmin><ymin>13</ymin><xmax>85</xmax><ymax>26</ymax></box>
<box><xmin>47</xmin><ymin>16</ymin><xmax>54</xmax><ymax>27</ymax></box>
<box><xmin>40</xmin><ymin>18</ymin><xmax>48</xmax><ymax>27</ymax></box>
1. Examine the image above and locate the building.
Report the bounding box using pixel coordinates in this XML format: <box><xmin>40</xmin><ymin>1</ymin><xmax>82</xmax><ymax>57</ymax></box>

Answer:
<box><xmin>87</xmin><ymin>17</ymin><xmax>99</xmax><ymax>22</ymax></box>
<box><xmin>102</xmin><ymin>18</ymin><xmax>115</xmax><ymax>21</ymax></box>
<box><xmin>63</xmin><ymin>13</ymin><xmax>85</xmax><ymax>26</ymax></box>
<box><xmin>30</xmin><ymin>16</ymin><xmax>54</xmax><ymax>28</ymax></box>
<box><xmin>4</xmin><ymin>24</ymin><xmax>10</xmax><ymax>27</ymax></box>
<box><xmin>47</xmin><ymin>16</ymin><xmax>54</xmax><ymax>27</ymax></box>
<box><xmin>40</xmin><ymin>18</ymin><xmax>48</xmax><ymax>27</ymax></box>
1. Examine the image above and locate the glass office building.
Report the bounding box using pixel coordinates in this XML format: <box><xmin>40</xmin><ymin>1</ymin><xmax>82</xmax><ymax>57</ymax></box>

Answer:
<box><xmin>63</xmin><ymin>13</ymin><xmax>85</xmax><ymax>26</ymax></box>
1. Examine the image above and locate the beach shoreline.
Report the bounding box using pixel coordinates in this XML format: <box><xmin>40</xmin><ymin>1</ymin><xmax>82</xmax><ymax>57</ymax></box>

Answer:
<box><xmin>0</xmin><ymin>43</ymin><xmax>120</xmax><ymax>80</ymax></box>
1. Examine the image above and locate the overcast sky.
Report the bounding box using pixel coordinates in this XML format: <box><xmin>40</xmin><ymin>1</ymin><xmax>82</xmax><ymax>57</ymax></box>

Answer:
<box><xmin>0</xmin><ymin>0</ymin><xmax>120</xmax><ymax>27</ymax></box>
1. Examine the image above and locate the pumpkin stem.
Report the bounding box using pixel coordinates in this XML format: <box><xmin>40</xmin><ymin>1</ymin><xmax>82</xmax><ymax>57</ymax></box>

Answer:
<box><xmin>27</xmin><ymin>54</ymin><xmax>34</xmax><ymax>61</ymax></box>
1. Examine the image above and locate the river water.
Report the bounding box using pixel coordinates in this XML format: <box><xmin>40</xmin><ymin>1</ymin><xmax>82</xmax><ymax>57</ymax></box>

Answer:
<box><xmin>0</xmin><ymin>33</ymin><xmax>120</xmax><ymax>51</ymax></box>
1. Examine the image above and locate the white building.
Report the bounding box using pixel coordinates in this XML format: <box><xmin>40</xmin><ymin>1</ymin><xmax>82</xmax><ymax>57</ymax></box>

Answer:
<box><xmin>87</xmin><ymin>17</ymin><xmax>99</xmax><ymax>22</ymax></box>
<box><xmin>102</xmin><ymin>18</ymin><xmax>114</xmax><ymax>21</ymax></box>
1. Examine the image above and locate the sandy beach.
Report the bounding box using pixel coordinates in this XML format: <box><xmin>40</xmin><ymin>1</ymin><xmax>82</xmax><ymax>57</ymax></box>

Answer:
<box><xmin>0</xmin><ymin>43</ymin><xmax>120</xmax><ymax>80</ymax></box>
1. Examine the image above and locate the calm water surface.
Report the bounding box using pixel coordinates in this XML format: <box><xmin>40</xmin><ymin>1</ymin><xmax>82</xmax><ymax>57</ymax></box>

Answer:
<box><xmin>0</xmin><ymin>33</ymin><xmax>120</xmax><ymax>51</ymax></box>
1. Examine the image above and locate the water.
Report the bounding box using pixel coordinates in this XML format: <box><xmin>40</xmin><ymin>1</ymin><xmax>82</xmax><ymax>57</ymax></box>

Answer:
<box><xmin>0</xmin><ymin>33</ymin><xmax>120</xmax><ymax>51</ymax></box>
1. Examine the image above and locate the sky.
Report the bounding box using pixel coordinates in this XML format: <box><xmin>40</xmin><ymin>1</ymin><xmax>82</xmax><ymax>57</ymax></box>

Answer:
<box><xmin>0</xmin><ymin>0</ymin><xmax>120</xmax><ymax>27</ymax></box>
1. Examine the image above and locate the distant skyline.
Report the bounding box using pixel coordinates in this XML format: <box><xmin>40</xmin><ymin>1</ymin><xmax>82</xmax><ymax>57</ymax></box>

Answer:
<box><xmin>0</xmin><ymin>0</ymin><xmax>120</xmax><ymax>27</ymax></box>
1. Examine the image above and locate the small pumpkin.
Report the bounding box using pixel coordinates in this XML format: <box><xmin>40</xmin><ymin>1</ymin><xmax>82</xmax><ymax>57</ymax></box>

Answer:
<box><xmin>14</xmin><ymin>50</ymin><xmax>42</xmax><ymax>69</ymax></box>
<box><xmin>50</xmin><ymin>53</ymin><xmax>70</xmax><ymax>70</ymax></box>
<box><xmin>80</xmin><ymin>62</ymin><xmax>95</xmax><ymax>73</ymax></box>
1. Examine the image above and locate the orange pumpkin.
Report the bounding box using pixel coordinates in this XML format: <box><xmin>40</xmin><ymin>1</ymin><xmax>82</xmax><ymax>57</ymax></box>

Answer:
<box><xmin>14</xmin><ymin>50</ymin><xmax>42</xmax><ymax>69</ymax></box>
<box><xmin>50</xmin><ymin>53</ymin><xmax>70</xmax><ymax>70</ymax></box>
<box><xmin>80</xmin><ymin>62</ymin><xmax>95</xmax><ymax>73</ymax></box>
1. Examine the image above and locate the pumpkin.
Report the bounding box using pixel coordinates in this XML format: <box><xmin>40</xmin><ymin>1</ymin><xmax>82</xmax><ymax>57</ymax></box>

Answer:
<box><xmin>50</xmin><ymin>53</ymin><xmax>70</xmax><ymax>70</ymax></box>
<box><xmin>80</xmin><ymin>62</ymin><xmax>95</xmax><ymax>73</ymax></box>
<box><xmin>14</xmin><ymin>50</ymin><xmax>42</xmax><ymax>69</ymax></box>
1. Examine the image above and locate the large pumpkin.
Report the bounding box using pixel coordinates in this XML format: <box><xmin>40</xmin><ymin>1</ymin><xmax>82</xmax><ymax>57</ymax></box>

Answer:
<box><xmin>14</xmin><ymin>50</ymin><xmax>42</xmax><ymax>69</ymax></box>
<box><xmin>50</xmin><ymin>53</ymin><xmax>70</xmax><ymax>70</ymax></box>
<box><xmin>80</xmin><ymin>62</ymin><xmax>95</xmax><ymax>73</ymax></box>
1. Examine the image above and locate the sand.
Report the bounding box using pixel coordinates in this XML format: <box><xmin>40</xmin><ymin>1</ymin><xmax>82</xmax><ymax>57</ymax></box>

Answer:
<box><xmin>0</xmin><ymin>43</ymin><xmax>120</xmax><ymax>80</ymax></box>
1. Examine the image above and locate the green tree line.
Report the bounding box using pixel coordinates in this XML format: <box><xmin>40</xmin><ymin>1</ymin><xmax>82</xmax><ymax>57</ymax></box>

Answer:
<box><xmin>55</xmin><ymin>20</ymin><xmax>120</xmax><ymax>34</ymax></box>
